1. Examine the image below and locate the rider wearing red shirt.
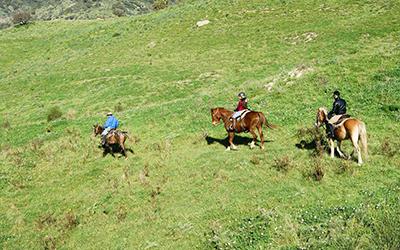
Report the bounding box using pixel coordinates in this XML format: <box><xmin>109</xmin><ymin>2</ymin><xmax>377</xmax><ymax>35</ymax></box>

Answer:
<box><xmin>229</xmin><ymin>92</ymin><xmax>249</xmax><ymax>131</ymax></box>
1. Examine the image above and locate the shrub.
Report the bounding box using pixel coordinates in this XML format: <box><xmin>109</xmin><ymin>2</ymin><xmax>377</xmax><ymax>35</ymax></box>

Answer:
<box><xmin>313</xmin><ymin>161</ymin><xmax>325</xmax><ymax>181</ymax></box>
<box><xmin>380</xmin><ymin>137</ymin><xmax>398</xmax><ymax>157</ymax></box>
<box><xmin>273</xmin><ymin>156</ymin><xmax>293</xmax><ymax>172</ymax></box>
<box><xmin>12</xmin><ymin>10</ymin><xmax>32</xmax><ymax>26</ymax></box>
<box><xmin>153</xmin><ymin>0</ymin><xmax>169</xmax><ymax>10</ymax></box>
<box><xmin>64</xmin><ymin>211</ymin><xmax>79</xmax><ymax>230</ymax></box>
<box><xmin>336</xmin><ymin>160</ymin><xmax>355</xmax><ymax>175</ymax></box>
<box><xmin>47</xmin><ymin>107</ymin><xmax>63</xmax><ymax>122</ymax></box>
<box><xmin>114</xmin><ymin>102</ymin><xmax>123</xmax><ymax>112</ymax></box>
<box><xmin>112</xmin><ymin>2</ymin><xmax>126</xmax><ymax>17</ymax></box>
<box><xmin>250</xmin><ymin>155</ymin><xmax>261</xmax><ymax>165</ymax></box>
<box><xmin>2</xmin><ymin>120</ymin><xmax>11</xmax><ymax>129</ymax></box>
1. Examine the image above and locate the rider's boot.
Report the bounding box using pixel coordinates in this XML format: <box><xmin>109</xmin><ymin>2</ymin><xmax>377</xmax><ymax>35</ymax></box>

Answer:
<box><xmin>229</xmin><ymin>118</ymin><xmax>234</xmax><ymax>131</ymax></box>
<box><xmin>101</xmin><ymin>135</ymin><xmax>106</xmax><ymax>147</ymax></box>
<box><xmin>326</xmin><ymin>123</ymin><xmax>335</xmax><ymax>139</ymax></box>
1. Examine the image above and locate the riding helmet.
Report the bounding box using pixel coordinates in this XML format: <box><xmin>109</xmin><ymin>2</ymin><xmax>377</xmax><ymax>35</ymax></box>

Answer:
<box><xmin>107</xmin><ymin>112</ymin><xmax>113</xmax><ymax>116</ymax></box>
<box><xmin>238</xmin><ymin>92</ymin><xmax>247</xmax><ymax>99</ymax></box>
<box><xmin>333</xmin><ymin>90</ymin><xmax>340</xmax><ymax>97</ymax></box>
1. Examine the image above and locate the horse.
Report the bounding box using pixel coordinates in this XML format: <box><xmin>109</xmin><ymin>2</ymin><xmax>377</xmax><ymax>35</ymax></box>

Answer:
<box><xmin>315</xmin><ymin>107</ymin><xmax>368</xmax><ymax>165</ymax></box>
<box><xmin>93</xmin><ymin>124</ymin><xmax>128</xmax><ymax>157</ymax></box>
<box><xmin>210</xmin><ymin>107</ymin><xmax>276</xmax><ymax>150</ymax></box>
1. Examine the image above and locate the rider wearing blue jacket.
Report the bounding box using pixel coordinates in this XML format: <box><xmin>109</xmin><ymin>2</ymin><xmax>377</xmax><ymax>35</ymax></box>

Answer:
<box><xmin>102</xmin><ymin>112</ymin><xmax>119</xmax><ymax>146</ymax></box>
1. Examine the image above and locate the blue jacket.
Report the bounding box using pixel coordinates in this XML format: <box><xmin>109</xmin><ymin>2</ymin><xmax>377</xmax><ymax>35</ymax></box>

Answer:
<box><xmin>104</xmin><ymin>115</ymin><xmax>119</xmax><ymax>129</ymax></box>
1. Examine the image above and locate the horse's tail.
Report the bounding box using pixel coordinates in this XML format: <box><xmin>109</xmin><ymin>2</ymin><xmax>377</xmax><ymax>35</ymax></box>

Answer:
<box><xmin>259</xmin><ymin>112</ymin><xmax>277</xmax><ymax>129</ymax></box>
<box><xmin>359</xmin><ymin>121</ymin><xmax>368</xmax><ymax>158</ymax></box>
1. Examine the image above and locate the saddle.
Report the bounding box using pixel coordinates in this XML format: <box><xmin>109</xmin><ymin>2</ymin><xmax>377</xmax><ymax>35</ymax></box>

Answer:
<box><xmin>235</xmin><ymin>110</ymin><xmax>252</xmax><ymax>121</ymax></box>
<box><xmin>107</xmin><ymin>129</ymin><xmax>116</xmax><ymax>136</ymax></box>
<box><xmin>333</xmin><ymin>114</ymin><xmax>351</xmax><ymax>127</ymax></box>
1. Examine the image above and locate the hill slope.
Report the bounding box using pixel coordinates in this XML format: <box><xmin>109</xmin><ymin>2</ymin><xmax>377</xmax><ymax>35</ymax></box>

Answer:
<box><xmin>0</xmin><ymin>0</ymin><xmax>164</xmax><ymax>20</ymax></box>
<box><xmin>1</xmin><ymin>0</ymin><xmax>400</xmax><ymax>249</ymax></box>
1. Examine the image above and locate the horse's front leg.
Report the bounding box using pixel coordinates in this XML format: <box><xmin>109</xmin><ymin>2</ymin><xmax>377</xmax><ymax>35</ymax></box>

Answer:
<box><xmin>329</xmin><ymin>139</ymin><xmax>335</xmax><ymax>158</ymax></box>
<box><xmin>336</xmin><ymin>141</ymin><xmax>346</xmax><ymax>158</ymax></box>
<box><xmin>226</xmin><ymin>132</ymin><xmax>237</xmax><ymax>151</ymax></box>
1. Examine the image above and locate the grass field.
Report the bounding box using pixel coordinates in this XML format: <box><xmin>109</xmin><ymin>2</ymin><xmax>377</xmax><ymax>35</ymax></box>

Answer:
<box><xmin>1</xmin><ymin>0</ymin><xmax>400</xmax><ymax>249</ymax></box>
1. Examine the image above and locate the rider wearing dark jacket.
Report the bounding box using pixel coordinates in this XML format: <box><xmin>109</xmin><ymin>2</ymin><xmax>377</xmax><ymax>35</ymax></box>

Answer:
<box><xmin>327</xmin><ymin>90</ymin><xmax>347</xmax><ymax>138</ymax></box>
<box><xmin>328</xmin><ymin>93</ymin><xmax>347</xmax><ymax>119</ymax></box>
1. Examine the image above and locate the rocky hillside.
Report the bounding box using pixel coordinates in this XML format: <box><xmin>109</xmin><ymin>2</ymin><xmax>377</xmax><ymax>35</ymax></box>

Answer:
<box><xmin>0</xmin><ymin>0</ymin><xmax>175</xmax><ymax>20</ymax></box>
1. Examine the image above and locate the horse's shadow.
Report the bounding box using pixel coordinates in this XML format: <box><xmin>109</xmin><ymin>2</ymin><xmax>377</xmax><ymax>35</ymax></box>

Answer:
<box><xmin>295</xmin><ymin>139</ymin><xmax>347</xmax><ymax>158</ymax></box>
<box><xmin>295</xmin><ymin>140</ymin><xmax>318</xmax><ymax>150</ymax></box>
<box><xmin>98</xmin><ymin>144</ymin><xmax>134</xmax><ymax>158</ymax></box>
<box><xmin>205</xmin><ymin>135</ymin><xmax>271</xmax><ymax>148</ymax></box>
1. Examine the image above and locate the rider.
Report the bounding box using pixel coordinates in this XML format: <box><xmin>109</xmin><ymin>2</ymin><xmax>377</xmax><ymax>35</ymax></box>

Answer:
<box><xmin>102</xmin><ymin>112</ymin><xmax>119</xmax><ymax>146</ymax></box>
<box><xmin>327</xmin><ymin>90</ymin><xmax>347</xmax><ymax>138</ymax></box>
<box><xmin>229</xmin><ymin>92</ymin><xmax>249</xmax><ymax>131</ymax></box>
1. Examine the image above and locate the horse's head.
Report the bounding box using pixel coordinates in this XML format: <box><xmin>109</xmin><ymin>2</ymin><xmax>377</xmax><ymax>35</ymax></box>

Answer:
<box><xmin>315</xmin><ymin>107</ymin><xmax>328</xmax><ymax>127</ymax></box>
<box><xmin>93</xmin><ymin>124</ymin><xmax>104</xmax><ymax>136</ymax></box>
<box><xmin>211</xmin><ymin>108</ymin><xmax>222</xmax><ymax>126</ymax></box>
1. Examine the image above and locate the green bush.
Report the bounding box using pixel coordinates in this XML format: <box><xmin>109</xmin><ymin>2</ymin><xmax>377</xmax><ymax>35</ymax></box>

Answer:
<box><xmin>153</xmin><ymin>0</ymin><xmax>169</xmax><ymax>10</ymax></box>
<box><xmin>47</xmin><ymin>107</ymin><xmax>63</xmax><ymax>122</ymax></box>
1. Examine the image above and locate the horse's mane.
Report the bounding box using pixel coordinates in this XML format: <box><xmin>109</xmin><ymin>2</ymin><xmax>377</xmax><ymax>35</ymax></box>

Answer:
<box><xmin>319</xmin><ymin>107</ymin><xmax>328</xmax><ymax>116</ymax></box>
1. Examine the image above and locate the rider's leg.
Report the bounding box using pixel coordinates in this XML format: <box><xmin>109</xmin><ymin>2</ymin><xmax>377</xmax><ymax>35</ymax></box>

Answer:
<box><xmin>326</xmin><ymin>123</ymin><xmax>335</xmax><ymax>139</ymax></box>
<box><xmin>101</xmin><ymin>128</ymin><xmax>111</xmax><ymax>146</ymax></box>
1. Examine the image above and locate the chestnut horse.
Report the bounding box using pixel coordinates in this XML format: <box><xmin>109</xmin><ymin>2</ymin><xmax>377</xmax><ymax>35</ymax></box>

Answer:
<box><xmin>210</xmin><ymin>107</ymin><xmax>276</xmax><ymax>150</ymax></box>
<box><xmin>315</xmin><ymin>107</ymin><xmax>368</xmax><ymax>165</ymax></box>
<box><xmin>93</xmin><ymin>124</ymin><xmax>128</xmax><ymax>157</ymax></box>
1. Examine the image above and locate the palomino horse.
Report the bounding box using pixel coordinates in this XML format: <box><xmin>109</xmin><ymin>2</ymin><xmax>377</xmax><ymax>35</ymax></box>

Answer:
<box><xmin>93</xmin><ymin>124</ymin><xmax>128</xmax><ymax>157</ymax></box>
<box><xmin>315</xmin><ymin>107</ymin><xmax>368</xmax><ymax>165</ymax></box>
<box><xmin>210</xmin><ymin>107</ymin><xmax>276</xmax><ymax>150</ymax></box>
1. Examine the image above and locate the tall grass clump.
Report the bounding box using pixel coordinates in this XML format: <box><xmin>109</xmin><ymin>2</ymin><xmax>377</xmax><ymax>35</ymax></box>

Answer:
<box><xmin>47</xmin><ymin>107</ymin><xmax>63</xmax><ymax>122</ymax></box>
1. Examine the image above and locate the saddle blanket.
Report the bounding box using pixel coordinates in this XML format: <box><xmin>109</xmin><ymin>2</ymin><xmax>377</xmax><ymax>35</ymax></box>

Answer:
<box><xmin>235</xmin><ymin>110</ymin><xmax>252</xmax><ymax>120</ymax></box>
<box><xmin>333</xmin><ymin>114</ymin><xmax>351</xmax><ymax>127</ymax></box>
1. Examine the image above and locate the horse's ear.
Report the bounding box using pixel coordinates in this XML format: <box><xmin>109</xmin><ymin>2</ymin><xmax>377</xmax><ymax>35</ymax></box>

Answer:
<box><xmin>210</xmin><ymin>108</ymin><xmax>214</xmax><ymax>112</ymax></box>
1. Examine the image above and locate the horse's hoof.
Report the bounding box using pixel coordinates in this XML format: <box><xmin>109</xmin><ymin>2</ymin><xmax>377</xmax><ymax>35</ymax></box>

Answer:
<box><xmin>225</xmin><ymin>147</ymin><xmax>231</xmax><ymax>151</ymax></box>
<box><xmin>260</xmin><ymin>146</ymin><xmax>265</xmax><ymax>150</ymax></box>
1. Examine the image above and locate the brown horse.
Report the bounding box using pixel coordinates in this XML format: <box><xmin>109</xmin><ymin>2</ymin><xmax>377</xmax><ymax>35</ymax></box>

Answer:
<box><xmin>210</xmin><ymin>107</ymin><xmax>276</xmax><ymax>150</ymax></box>
<box><xmin>315</xmin><ymin>107</ymin><xmax>368</xmax><ymax>165</ymax></box>
<box><xmin>93</xmin><ymin>124</ymin><xmax>128</xmax><ymax>157</ymax></box>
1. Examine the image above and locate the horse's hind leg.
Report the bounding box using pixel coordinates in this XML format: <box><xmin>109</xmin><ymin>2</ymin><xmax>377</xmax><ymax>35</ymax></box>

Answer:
<box><xmin>249</xmin><ymin>129</ymin><xmax>257</xmax><ymax>149</ymax></box>
<box><xmin>257</xmin><ymin>125</ymin><xmax>264</xmax><ymax>150</ymax></box>
<box><xmin>120</xmin><ymin>138</ymin><xmax>127</xmax><ymax>158</ymax></box>
<box><xmin>351</xmin><ymin>132</ymin><xmax>362</xmax><ymax>165</ymax></box>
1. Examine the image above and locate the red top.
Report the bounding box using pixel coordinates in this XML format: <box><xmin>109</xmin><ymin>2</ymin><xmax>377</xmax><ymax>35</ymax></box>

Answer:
<box><xmin>236</xmin><ymin>99</ymin><xmax>248</xmax><ymax>111</ymax></box>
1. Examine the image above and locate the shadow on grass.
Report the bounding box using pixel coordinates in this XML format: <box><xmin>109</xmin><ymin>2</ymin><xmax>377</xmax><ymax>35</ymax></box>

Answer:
<box><xmin>295</xmin><ymin>139</ymin><xmax>346</xmax><ymax>158</ymax></box>
<box><xmin>98</xmin><ymin>144</ymin><xmax>134</xmax><ymax>158</ymax></box>
<box><xmin>295</xmin><ymin>140</ymin><xmax>318</xmax><ymax>150</ymax></box>
<box><xmin>205</xmin><ymin>135</ymin><xmax>271</xmax><ymax>148</ymax></box>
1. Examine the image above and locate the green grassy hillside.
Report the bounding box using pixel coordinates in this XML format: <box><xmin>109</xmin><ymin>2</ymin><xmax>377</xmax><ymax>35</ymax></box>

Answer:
<box><xmin>1</xmin><ymin>0</ymin><xmax>400</xmax><ymax>249</ymax></box>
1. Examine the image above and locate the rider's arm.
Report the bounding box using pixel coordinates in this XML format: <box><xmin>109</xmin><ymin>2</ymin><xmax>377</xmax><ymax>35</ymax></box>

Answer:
<box><xmin>243</xmin><ymin>99</ymin><xmax>248</xmax><ymax>109</ymax></box>
<box><xmin>104</xmin><ymin>118</ymin><xmax>110</xmax><ymax>128</ymax></box>
<box><xmin>234</xmin><ymin>102</ymin><xmax>240</xmax><ymax>111</ymax></box>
